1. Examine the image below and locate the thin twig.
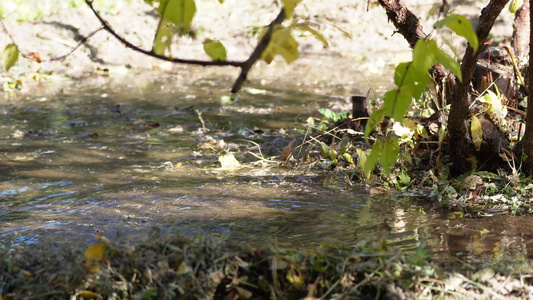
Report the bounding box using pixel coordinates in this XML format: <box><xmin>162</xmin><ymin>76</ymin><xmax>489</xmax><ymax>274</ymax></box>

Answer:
<box><xmin>0</xmin><ymin>18</ymin><xmax>104</xmax><ymax>62</ymax></box>
<box><xmin>84</xmin><ymin>0</ymin><xmax>244</xmax><ymax>68</ymax></box>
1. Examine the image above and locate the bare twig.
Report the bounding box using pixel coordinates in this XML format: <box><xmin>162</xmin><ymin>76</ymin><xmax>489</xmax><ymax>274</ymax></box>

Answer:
<box><xmin>1</xmin><ymin>18</ymin><xmax>104</xmax><ymax>63</ymax></box>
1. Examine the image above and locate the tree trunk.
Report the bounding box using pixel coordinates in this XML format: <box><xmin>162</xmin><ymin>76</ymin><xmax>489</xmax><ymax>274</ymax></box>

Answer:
<box><xmin>377</xmin><ymin>0</ymin><xmax>426</xmax><ymax>49</ymax></box>
<box><xmin>447</xmin><ymin>0</ymin><xmax>510</xmax><ymax>174</ymax></box>
<box><xmin>512</xmin><ymin>0</ymin><xmax>530</xmax><ymax>58</ymax></box>
<box><xmin>522</xmin><ymin>0</ymin><xmax>533</xmax><ymax>174</ymax></box>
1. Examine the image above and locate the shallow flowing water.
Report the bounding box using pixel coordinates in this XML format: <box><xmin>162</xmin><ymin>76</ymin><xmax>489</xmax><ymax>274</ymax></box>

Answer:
<box><xmin>1</xmin><ymin>75</ymin><xmax>533</xmax><ymax>262</ymax></box>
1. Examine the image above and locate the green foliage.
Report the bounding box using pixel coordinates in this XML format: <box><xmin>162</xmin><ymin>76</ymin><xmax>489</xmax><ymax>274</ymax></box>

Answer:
<box><xmin>509</xmin><ymin>0</ymin><xmax>524</xmax><ymax>14</ymax></box>
<box><xmin>434</xmin><ymin>14</ymin><xmax>478</xmax><ymax>52</ymax></box>
<box><xmin>281</xmin><ymin>0</ymin><xmax>301</xmax><ymax>19</ymax></box>
<box><xmin>203</xmin><ymin>39</ymin><xmax>227</xmax><ymax>61</ymax></box>
<box><xmin>290</xmin><ymin>23</ymin><xmax>329</xmax><ymax>48</ymax></box>
<box><xmin>479</xmin><ymin>89</ymin><xmax>507</xmax><ymax>125</ymax></box>
<box><xmin>1</xmin><ymin>44</ymin><xmax>19</xmax><ymax>71</ymax></box>
<box><xmin>259</xmin><ymin>25</ymin><xmax>299</xmax><ymax>64</ymax></box>
<box><xmin>362</xmin><ymin>15</ymin><xmax>476</xmax><ymax>178</ymax></box>
<box><xmin>317</xmin><ymin>108</ymin><xmax>348</xmax><ymax>122</ymax></box>
<box><xmin>149</xmin><ymin>0</ymin><xmax>197</xmax><ymax>55</ymax></box>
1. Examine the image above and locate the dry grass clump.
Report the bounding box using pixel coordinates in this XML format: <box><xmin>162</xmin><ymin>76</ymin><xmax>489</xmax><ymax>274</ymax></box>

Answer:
<box><xmin>1</xmin><ymin>233</ymin><xmax>532</xmax><ymax>299</ymax></box>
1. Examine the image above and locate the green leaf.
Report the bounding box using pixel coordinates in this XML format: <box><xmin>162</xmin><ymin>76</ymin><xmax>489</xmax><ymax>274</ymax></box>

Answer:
<box><xmin>433</xmin><ymin>43</ymin><xmax>462</xmax><ymax>82</ymax></box>
<box><xmin>292</xmin><ymin>23</ymin><xmax>328</xmax><ymax>48</ymax></box>
<box><xmin>281</xmin><ymin>0</ymin><xmax>301</xmax><ymax>19</ymax></box>
<box><xmin>2</xmin><ymin>43</ymin><xmax>19</xmax><ymax>71</ymax></box>
<box><xmin>158</xmin><ymin>0</ymin><xmax>196</xmax><ymax>33</ymax></box>
<box><xmin>381</xmin><ymin>136</ymin><xmax>400</xmax><ymax>175</ymax></box>
<box><xmin>261</xmin><ymin>27</ymin><xmax>299</xmax><ymax>64</ymax></box>
<box><xmin>342</xmin><ymin>152</ymin><xmax>354</xmax><ymax>164</ymax></box>
<box><xmin>509</xmin><ymin>0</ymin><xmax>524</xmax><ymax>14</ymax></box>
<box><xmin>203</xmin><ymin>39</ymin><xmax>226</xmax><ymax>61</ymax></box>
<box><xmin>319</xmin><ymin>141</ymin><xmax>330</xmax><ymax>158</ymax></box>
<box><xmin>218</xmin><ymin>0</ymin><xmax>224</xmax><ymax>3</ymax></box>
<box><xmin>365</xmin><ymin>108</ymin><xmax>386</xmax><ymax>140</ymax></box>
<box><xmin>395</xmin><ymin>60</ymin><xmax>430</xmax><ymax>100</ymax></box>
<box><xmin>338</xmin><ymin>134</ymin><xmax>350</xmax><ymax>155</ymax></box>
<box><xmin>471</xmin><ymin>115</ymin><xmax>483</xmax><ymax>152</ymax></box>
<box><xmin>364</xmin><ymin>140</ymin><xmax>383</xmax><ymax>179</ymax></box>
<box><xmin>481</xmin><ymin>90</ymin><xmax>507</xmax><ymax>124</ymax></box>
<box><xmin>317</xmin><ymin>108</ymin><xmax>336</xmax><ymax>120</ymax></box>
<box><xmin>153</xmin><ymin>19</ymin><xmax>174</xmax><ymax>55</ymax></box>
<box><xmin>356</xmin><ymin>148</ymin><xmax>367</xmax><ymax>173</ymax></box>
<box><xmin>152</xmin><ymin>0</ymin><xmax>196</xmax><ymax>54</ymax></box>
<box><xmin>412</xmin><ymin>39</ymin><xmax>437</xmax><ymax>72</ymax></box>
<box><xmin>434</xmin><ymin>14</ymin><xmax>478</xmax><ymax>52</ymax></box>
<box><xmin>383</xmin><ymin>87</ymin><xmax>413</xmax><ymax>122</ymax></box>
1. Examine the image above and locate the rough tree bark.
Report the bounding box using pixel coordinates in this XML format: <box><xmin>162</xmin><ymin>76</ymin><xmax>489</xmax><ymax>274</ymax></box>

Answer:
<box><xmin>523</xmin><ymin>0</ymin><xmax>533</xmax><ymax>174</ymax></box>
<box><xmin>377</xmin><ymin>0</ymin><xmax>426</xmax><ymax>48</ymax></box>
<box><xmin>512</xmin><ymin>0</ymin><xmax>530</xmax><ymax>58</ymax></box>
<box><xmin>446</xmin><ymin>0</ymin><xmax>510</xmax><ymax>174</ymax></box>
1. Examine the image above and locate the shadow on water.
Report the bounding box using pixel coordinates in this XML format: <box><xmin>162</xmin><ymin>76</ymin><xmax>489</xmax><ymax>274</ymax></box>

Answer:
<box><xmin>1</xmin><ymin>76</ymin><xmax>533</xmax><ymax>262</ymax></box>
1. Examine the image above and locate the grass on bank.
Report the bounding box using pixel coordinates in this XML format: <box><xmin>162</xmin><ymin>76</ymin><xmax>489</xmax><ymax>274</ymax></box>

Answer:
<box><xmin>1</xmin><ymin>232</ymin><xmax>532</xmax><ymax>299</ymax></box>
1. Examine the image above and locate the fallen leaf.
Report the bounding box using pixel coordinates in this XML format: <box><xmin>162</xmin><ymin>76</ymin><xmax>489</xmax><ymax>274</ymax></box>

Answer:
<box><xmin>20</xmin><ymin>270</ymin><xmax>32</xmax><ymax>280</ymax></box>
<box><xmin>84</xmin><ymin>243</ymin><xmax>107</xmax><ymax>273</ymax></box>
<box><xmin>218</xmin><ymin>154</ymin><xmax>240</xmax><ymax>170</ymax></box>
<box><xmin>78</xmin><ymin>290</ymin><xmax>102</xmax><ymax>299</ymax></box>
<box><xmin>281</xmin><ymin>139</ymin><xmax>295</xmax><ymax>160</ymax></box>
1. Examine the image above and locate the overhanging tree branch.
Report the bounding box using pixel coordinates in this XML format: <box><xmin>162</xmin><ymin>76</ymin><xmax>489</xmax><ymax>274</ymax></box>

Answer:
<box><xmin>84</xmin><ymin>0</ymin><xmax>243</xmax><ymax>68</ymax></box>
<box><xmin>231</xmin><ymin>9</ymin><xmax>285</xmax><ymax>93</ymax></box>
<box><xmin>85</xmin><ymin>0</ymin><xmax>286</xmax><ymax>94</ymax></box>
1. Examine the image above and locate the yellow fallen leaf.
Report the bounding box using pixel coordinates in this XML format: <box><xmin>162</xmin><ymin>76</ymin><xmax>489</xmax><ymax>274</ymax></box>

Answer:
<box><xmin>470</xmin><ymin>115</ymin><xmax>482</xmax><ymax>151</ymax></box>
<box><xmin>176</xmin><ymin>261</ymin><xmax>192</xmax><ymax>275</ymax></box>
<box><xmin>84</xmin><ymin>243</ymin><xmax>107</xmax><ymax>273</ymax></box>
<box><xmin>286</xmin><ymin>270</ymin><xmax>305</xmax><ymax>288</ymax></box>
<box><xmin>235</xmin><ymin>287</ymin><xmax>253</xmax><ymax>299</ymax></box>
<box><xmin>78</xmin><ymin>290</ymin><xmax>102</xmax><ymax>299</ymax></box>
<box><xmin>20</xmin><ymin>270</ymin><xmax>32</xmax><ymax>280</ymax></box>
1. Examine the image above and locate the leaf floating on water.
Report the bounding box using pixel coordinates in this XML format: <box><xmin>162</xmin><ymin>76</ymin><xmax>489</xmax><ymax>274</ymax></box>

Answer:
<box><xmin>218</xmin><ymin>154</ymin><xmax>240</xmax><ymax>170</ymax></box>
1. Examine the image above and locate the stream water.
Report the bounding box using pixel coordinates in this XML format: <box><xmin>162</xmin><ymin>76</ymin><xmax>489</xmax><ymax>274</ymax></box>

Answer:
<box><xmin>1</xmin><ymin>75</ymin><xmax>533</xmax><ymax>262</ymax></box>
